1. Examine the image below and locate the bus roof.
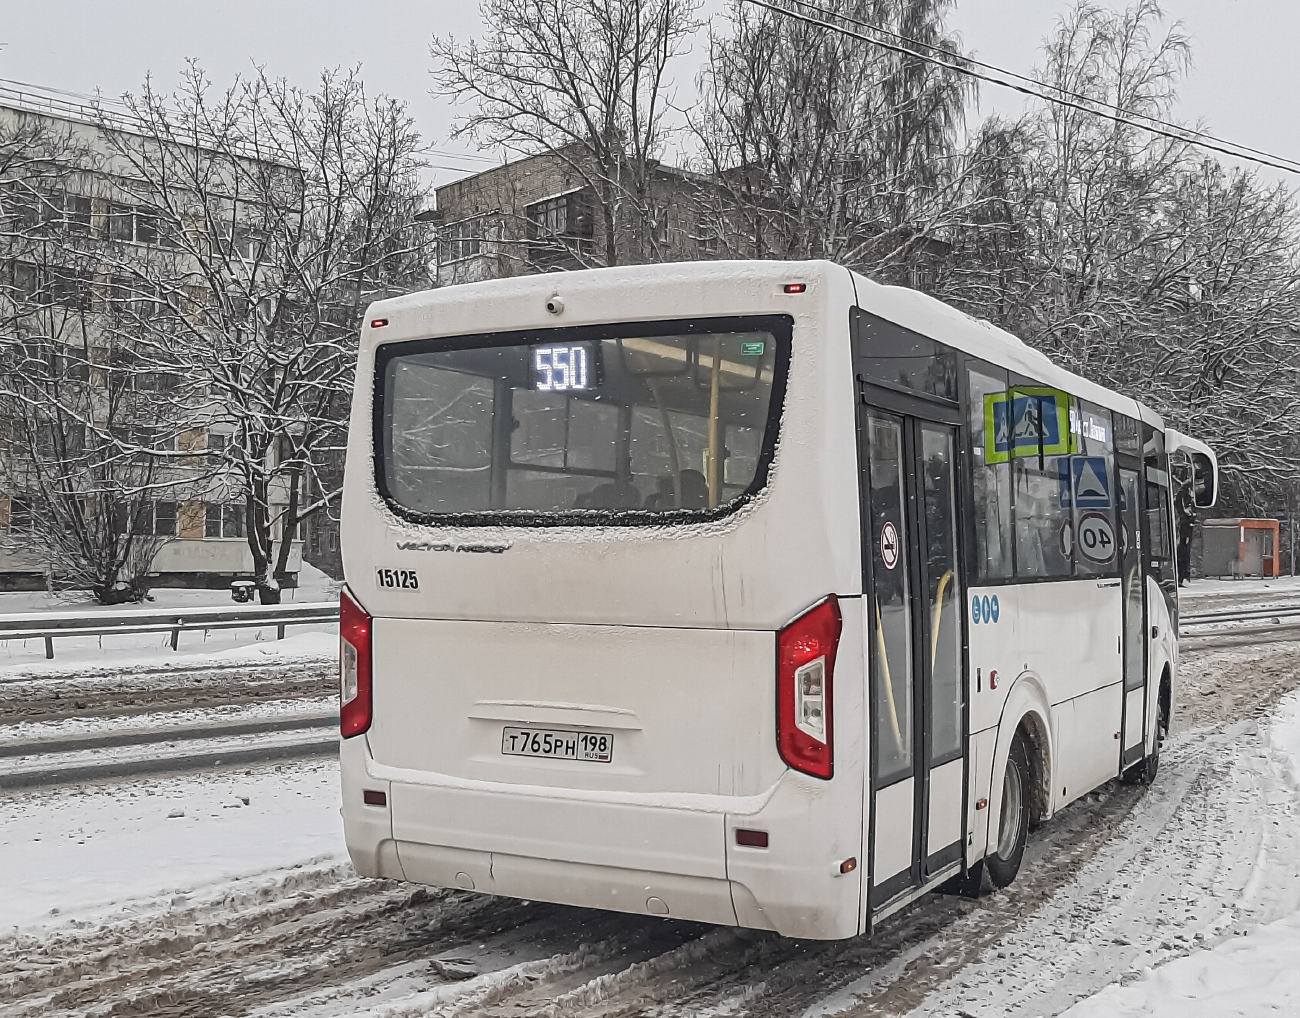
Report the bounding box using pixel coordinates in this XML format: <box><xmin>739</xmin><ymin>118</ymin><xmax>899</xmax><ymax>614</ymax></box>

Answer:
<box><xmin>847</xmin><ymin>268</ymin><xmax>1163</xmax><ymax>431</ymax></box>
<box><xmin>369</xmin><ymin>259</ymin><xmax>1163</xmax><ymax>432</ymax></box>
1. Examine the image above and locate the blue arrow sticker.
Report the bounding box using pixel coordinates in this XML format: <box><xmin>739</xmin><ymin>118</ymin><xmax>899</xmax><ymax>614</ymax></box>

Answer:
<box><xmin>981</xmin><ymin>595</ymin><xmax>992</xmax><ymax>623</ymax></box>
<box><xmin>972</xmin><ymin>595</ymin><xmax>982</xmax><ymax>624</ymax></box>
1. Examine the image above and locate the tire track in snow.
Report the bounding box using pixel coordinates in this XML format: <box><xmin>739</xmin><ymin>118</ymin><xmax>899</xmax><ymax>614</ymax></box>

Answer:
<box><xmin>0</xmin><ymin>661</ymin><xmax>334</xmax><ymax>727</ymax></box>
<box><xmin>6</xmin><ymin>644</ymin><xmax>1300</xmax><ymax>1017</ymax></box>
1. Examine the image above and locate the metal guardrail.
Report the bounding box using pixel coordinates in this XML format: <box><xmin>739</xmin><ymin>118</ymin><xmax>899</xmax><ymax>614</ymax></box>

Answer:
<box><xmin>0</xmin><ymin>601</ymin><xmax>339</xmax><ymax>659</ymax></box>
<box><xmin>1181</xmin><ymin>604</ymin><xmax>1300</xmax><ymax>626</ymax></box>
<box><xmin>1180</xmin><ymin>603</ymin><xmax>1300</xmax><ymax>642</ymax></box>
<box><xmin>0</xmin><ymin>598</ymin><xmax>1291</xmax><ymax>663</ymax></box>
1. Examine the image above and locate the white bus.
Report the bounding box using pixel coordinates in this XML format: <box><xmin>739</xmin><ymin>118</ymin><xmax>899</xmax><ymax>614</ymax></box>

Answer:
<box><xmin>337</xmin><ymin>260</ymin><xmax>1218</xmax><ymax>940</ymax></box>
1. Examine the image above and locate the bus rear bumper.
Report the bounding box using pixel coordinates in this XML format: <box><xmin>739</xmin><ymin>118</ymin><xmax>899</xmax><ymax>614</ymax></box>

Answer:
<box><xmin>341</xmin><ymin>736</ymin><xmax>861</xmax><ymax>939</ymax></box>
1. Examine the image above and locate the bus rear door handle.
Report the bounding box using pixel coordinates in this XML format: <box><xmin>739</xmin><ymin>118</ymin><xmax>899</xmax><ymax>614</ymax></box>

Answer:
<box><xmin>1151</xmin><ymin>625</ymin><xmax>1159</xmax><ymax>639</ymax></box>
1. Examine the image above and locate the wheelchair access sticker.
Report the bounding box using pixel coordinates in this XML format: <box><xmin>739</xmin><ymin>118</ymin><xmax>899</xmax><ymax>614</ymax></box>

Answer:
<box><xmin>971</xmin><ymin>594</ymin><xmax>1001</xmax><ymax>625</ymax></box>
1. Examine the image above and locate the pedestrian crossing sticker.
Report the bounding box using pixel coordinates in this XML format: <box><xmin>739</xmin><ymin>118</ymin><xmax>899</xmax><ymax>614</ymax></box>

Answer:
<box><xmin>1058</xmin><ymin>456</ymin><xmax>1112</xmax><ymax>509</ymax></box>
<box><xmin>984</xmin><ymin>387</ymin><xmax>1078</xmax><ymax>464</ymax></box>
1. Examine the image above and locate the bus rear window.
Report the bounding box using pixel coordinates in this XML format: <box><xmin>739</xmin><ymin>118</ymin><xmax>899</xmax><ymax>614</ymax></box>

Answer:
<box><xmin>374</xmin><ymin>316</ymin><xmax>790</xmax><ymax>525</ymax></box>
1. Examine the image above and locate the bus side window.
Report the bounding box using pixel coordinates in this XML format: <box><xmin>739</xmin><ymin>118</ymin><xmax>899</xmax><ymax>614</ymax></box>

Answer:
<box><xmin>1005</xmin><ymin>381</ymin><xmax>1073</xmax><ymax>581</ymax></box>
<box><xmin>1070</xmin><ymin>401</ymin><xmax>1118</xmax><ymax>578</ymax></box>
<box><xmin>1013</xmin><ymin>454</ymin><xmax>1073</xmax><ymax>580</ymax></box>
<box><xmin>966</xmin><ymin>364</ymin><xmax>1013</xmax><ymax>581</ymax></box>
<box><xmin>1142</xmin><ymin>426</ymin><xmax>1177</xmax><ymax>600</ymax></box>
<box><xmin>1146</xmin><ymin>484</ymin><xmax>1173</xmax><ymax>561</ymax></box>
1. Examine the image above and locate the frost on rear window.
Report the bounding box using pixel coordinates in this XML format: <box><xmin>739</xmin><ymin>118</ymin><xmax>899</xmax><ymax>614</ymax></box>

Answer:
<box><xmin>376</xmin><ymin>316</ymin><xmax>790</xmax><ymax>526</ymax></box>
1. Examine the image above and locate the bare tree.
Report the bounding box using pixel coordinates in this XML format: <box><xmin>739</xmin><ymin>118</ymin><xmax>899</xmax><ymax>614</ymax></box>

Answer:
<box><xmin>694</xmin><ymin>0</ymin><xmax>974</xmax><ymax>278</ymax></box>
<box><xmin>432</xmin><ymin>0</ymin><xmax>703</xmax><ymax>267</ymax></box>
<box><xmin>96</xmin><ymin>65</ymin><xmax>431</xmax><ymax>602</ymax></box>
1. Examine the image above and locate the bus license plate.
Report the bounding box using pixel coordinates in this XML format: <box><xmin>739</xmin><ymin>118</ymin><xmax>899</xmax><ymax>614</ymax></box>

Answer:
<box><xmin>501</xmin><ymin>726</ymin><xmax>613</xmax><ymax>763</ymax></box>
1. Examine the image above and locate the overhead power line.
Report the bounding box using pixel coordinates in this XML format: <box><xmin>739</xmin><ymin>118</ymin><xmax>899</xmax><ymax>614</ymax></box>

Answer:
<box><xmin>780</xmin><ymin>0</ymin><xmax>1297</xmax><ymax>172</ymax></box>
<box><xmin>741</xmin><ymin>0</ymin><xmax>1300</xmax><ymax>177</ymax></box>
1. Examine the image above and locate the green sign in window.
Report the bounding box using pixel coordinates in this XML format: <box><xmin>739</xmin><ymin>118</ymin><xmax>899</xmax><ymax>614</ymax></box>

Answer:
<box><xmin>740</xmin><ymin>340</ymin><xmax>766</xmax><ymax>357</ymax></box>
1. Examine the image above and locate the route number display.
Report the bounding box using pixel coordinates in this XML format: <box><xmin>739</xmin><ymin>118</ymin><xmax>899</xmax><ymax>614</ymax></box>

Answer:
<box><xmin>533</xmin><ymin>344</ymin><xmax>592</xmax><ymax>392</ymax></box>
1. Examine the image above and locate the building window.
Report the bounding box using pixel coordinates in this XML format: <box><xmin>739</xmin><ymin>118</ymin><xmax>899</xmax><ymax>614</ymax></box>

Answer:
<box><xmin>48</xmin><ymin>268</ymin><xmax>95</xmax><ymax>311</ymax></box>
<box><xmin>106</xmin><ymin>202</ymin><xmax>134</xmax><ymax>241</ymax></box>
<box><xmin>208</xmin><ymin>431</ymin><xmax>228</xmax><ymax>454</ymax></box>
<box><xmin>8</xmin><ymin>496</ymin><xmax>33</xmax><ymax>533</ymax></box>
<box><xmin>65</xmin><ymin>194</ymin><xmax>93</xmax><ymax>236</ymax></box>
<box><xmin>131</xmin><ymin>500</ymin><xmax>178</xmax><ymax>537</ymax></box>
<box><xmin>133</xmin><ymin>209</ymin><xmax>158</xmax><ymax>245</ymax></box>
<box><xmin>10</xmin><ymin>261</ymin><xmax>41</xmax><ymax>302</ymax></box>
<box><xmin>107</xmin><ymin>275</ymin><xmax>162</xmax><ymax>321</ymax></box>
<box><xmin>526</xmin><ymin>191</ymin><xmax>594</xmax><ymax>239</ymax></box>
<box><xmin>204</xmin><ymin>502</ymin><xmax>246</xmax><ymax>539</ymax></box>
<box><xmin>525</xmin><ymin>190</ymin><xmax>595</xmax><ymax>267</ymax></box>
<box><xmin>651</xmin><ymin>206</ymin><xmax>670</xmax><ymax>246</ymax></box>
<box><xmin>154</xmin><ymin>501</ymin><xmax>177</xmax><ymax>537</ymax></box>
<box><xmin>0</xmin><ymin>182</ymin><xmax>41</xmax><ymax>231</ymax></box>
<box><xmin>111</xmin><ymin>423</ymin><xmax>164</xmax><ymax>450</ymax></box>
<box><xmin>104</xmin><ymin>202</ymin><xmax>169</xmax><ymax>246</ymax></box>
<box><xmin>136</xmin><ymin>368</ymin><xmax>183</xmax><ymax>392</ymax></box>
<box><xmin>327</xmin><ymin>528</ymin><xmax>338</xmax><ymax>551</ymax></box>
<box><xmin>440</xmin><ymin>218</ymin><xmax>483</xmax><ymax>263</ymax></box>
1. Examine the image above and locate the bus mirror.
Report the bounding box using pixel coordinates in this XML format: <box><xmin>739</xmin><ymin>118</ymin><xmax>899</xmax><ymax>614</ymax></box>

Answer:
<box><xmin>1190</xmin><ymin>452</ymin><xmax>1216</xmax><ymax>508</ymax></box>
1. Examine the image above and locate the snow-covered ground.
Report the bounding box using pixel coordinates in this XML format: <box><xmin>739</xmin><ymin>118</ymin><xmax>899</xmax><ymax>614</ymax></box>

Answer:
<box><xmin>7</xmin><ymin>638</ymin><xmax>1300</xmax><ymax>1016</ymax></box>
<box><xmin>1181</xmin><ymin>574</ymin><xmax>1300</xmax><ymax>605</ymax></box>
<box><xmin>0</xmin><ymin>759</ymin><xmax>344</xmax><ymax>934</ymax></box>
<box><xmin>1058</xmin><ymin>691</ymin><xmax>1300</xmax><ymax>1018</ymax></box>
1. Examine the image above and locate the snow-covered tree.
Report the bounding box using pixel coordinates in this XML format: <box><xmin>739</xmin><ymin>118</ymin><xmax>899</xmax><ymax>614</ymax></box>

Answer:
<box><xmin>97</xmin><ymin>66</ymin><xmax>432</xmax><ymax>603</ymax></box>
<box><xmin>938</xmin><ymin>1</ymin><xmax>1300</xmax><ymax>510</ymax></box>
<box><xmin>694</xmin><ymin>0</ymin><xmax>976</xmax><ymax>276</ymax></box>
<box><xmin>432</xmin><ymin>0</ymin><xmax>703</xmax><ymax>267</ymax></box>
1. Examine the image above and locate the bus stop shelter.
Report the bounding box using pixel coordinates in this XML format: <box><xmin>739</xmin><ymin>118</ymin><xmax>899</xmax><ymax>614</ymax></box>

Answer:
<box><xmin>1200</xmin><ymin>518</ymin><xmax>1281</xmax><ymax>578</ymax></box>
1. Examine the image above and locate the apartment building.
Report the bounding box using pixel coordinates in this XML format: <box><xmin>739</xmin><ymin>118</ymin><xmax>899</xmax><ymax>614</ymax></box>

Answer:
<box><xmin>0</xmin><ymin>81</ymin><xmax>305</xmax><ymax>591</ymax></box>
<box><xmin>432</xmin><ymin>148</ymin><xmax>732</xmax><ymax>286</ymax></box>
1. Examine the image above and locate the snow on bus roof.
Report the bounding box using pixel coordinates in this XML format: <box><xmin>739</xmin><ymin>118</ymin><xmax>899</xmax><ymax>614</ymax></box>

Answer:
<box><xmin>369</xmin><ymin>260</ymin><xmax>1161</xmax><ymax>430</ymax></box>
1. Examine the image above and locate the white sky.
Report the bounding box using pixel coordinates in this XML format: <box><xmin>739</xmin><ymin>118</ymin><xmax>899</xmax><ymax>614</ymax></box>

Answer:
<box><xmin>0</xmin><ymin>0</ymin><xmax>1294</xmax><ymax>188</ymax></box>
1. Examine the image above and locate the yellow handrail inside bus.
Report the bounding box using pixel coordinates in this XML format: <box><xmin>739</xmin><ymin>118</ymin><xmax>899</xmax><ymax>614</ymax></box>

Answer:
<box><xmin>930</xmin><ymin>569</ymin><xmax>953</xmax><ymax>671</ymax></box>
<box><xmin>706</xmin><ymin>339</ymin><xmax>723</xmax><ymax>508</ymax></box>
<box><xmin>874</xmin><ymin>599</ymin><xmax>906</xmax><ymax>757</ymax></box>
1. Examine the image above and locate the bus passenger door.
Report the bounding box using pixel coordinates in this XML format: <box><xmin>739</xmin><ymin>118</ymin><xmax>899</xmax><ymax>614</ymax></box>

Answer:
<box><xmin>1117</xmin><ymin>467</ymin><xmax>1147</xmax><ymax>767</ymax></box>
<box><xmin>862</xmin><ymin>410</ymin><xmax>966</xmax><ymax>909</ymax></box>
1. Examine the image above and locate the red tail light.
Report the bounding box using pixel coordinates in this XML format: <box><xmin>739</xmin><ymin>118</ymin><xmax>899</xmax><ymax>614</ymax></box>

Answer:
<box><xmin>340</xmin><ymin>587</ymin><xmax>373</xmax><ymax>738</ymax></box>
<box><xmin>777</xmin><ymin>596</ymin><xmax>842</xmax><ymax>779</ymax></box>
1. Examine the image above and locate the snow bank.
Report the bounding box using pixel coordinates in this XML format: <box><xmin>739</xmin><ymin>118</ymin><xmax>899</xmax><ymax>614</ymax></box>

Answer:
<box><xmin>1063</xmin><ymin>692</ymin><xmax>1300</xmax><ymax>1017</ymax></box>
<box><xmin>0</xmin><ymin>560</ymin><xmax>340</xmax><ymax>614</ymax></box>
<box><xmin>1180</xmin><ymin>574</ymin><xmax>1300</xmax><ymax>604</ymax></box>
<box><xmin>0</xmin><ymin>759</ymin><xmax>346</xmax><ymax>933</ymax></box>
<box><xmin>1063</xmin><ymin>912</ymin><xmax>1300</xmax><ymax>1017</ymax></box>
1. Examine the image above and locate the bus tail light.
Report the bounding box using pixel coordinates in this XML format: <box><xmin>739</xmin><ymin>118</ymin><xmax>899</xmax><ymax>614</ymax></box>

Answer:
<box><xmin>777</xmin><ymin>596</ymin><xmax>842</xmax><ymax>779</ymax></box>
<box><xmin>340</xmin><ymin>587</ymin><xmax>373</xmax><ymax>738</ymax></box>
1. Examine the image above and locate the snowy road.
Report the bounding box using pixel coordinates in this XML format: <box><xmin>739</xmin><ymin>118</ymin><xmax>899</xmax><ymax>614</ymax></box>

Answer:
<box><xmin>5</xmin><ymin>638</ymin><xmax>1300</xmax><ymax>1016</ymax></box>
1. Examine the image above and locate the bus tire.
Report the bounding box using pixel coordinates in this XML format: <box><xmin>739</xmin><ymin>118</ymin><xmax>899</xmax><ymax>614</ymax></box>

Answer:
<box><xmin>1122</xmin><ymin>688</ymin><xmax>1167</xmax><ymax>786</ymax></box>
<box><xmin>986</xmin><ymin>735</ymin><xmax>1031</xmax><ymax>889</ymax></box>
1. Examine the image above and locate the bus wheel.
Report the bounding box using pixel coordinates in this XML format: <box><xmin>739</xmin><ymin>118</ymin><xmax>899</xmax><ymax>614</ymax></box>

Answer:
<box><xmin>1122</xmin><ymin>696</ymin><xmax>1166</xmax><ymax>786</ymax></box>
<box><xmin>986</xmin><ymin>736</ymin><xmax>1030</xmax><ymax>889</ymax></box>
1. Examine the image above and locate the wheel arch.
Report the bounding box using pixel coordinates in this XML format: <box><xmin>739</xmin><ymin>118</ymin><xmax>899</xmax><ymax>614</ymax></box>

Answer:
<box><xmin>981</xmin><ymin>671</ymin><xmax>1053</xmax><ymax>861</ymax></box>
